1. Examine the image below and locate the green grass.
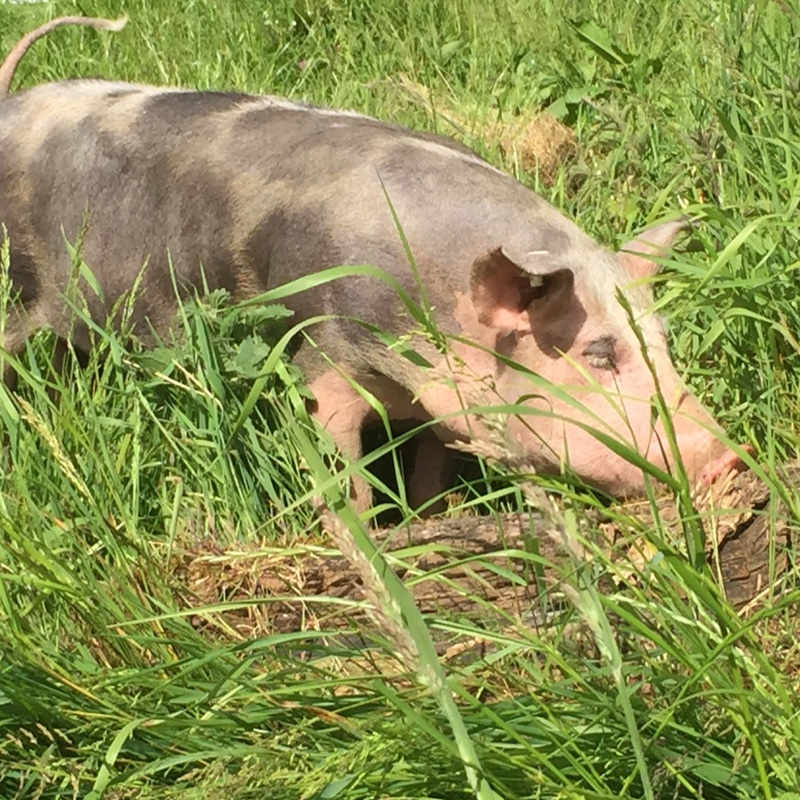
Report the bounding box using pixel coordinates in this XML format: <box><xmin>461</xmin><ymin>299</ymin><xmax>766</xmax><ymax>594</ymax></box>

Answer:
<box><xmin>1</xmin><ymin>0</ymin><xmax>800</xmax><ymax>798</ymax></box>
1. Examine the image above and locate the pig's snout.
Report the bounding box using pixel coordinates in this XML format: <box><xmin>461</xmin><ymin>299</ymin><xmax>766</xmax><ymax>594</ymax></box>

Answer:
<box><xmin>697</xmin><ymin>444</ymin><xmax>754</xmax><ymax>486</ymax></box>
<box><xmin>664</xmin><ymin>391</ymin><xmax>752</xmax><ymax>490</ymax></box>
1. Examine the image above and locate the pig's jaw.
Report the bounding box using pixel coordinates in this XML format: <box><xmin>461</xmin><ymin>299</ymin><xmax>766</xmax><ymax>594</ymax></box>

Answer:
<box><xmin>566</xmin><ymin>437</ymin><xmax>750</xmax><ymax>498</ymax></box>
<box><xmin>505</xmin><ymin>406</ymin><xmax>745</xmax><ymax>499</ymax></box>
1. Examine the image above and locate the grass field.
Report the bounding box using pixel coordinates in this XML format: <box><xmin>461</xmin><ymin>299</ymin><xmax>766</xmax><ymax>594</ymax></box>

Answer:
<box><xmin>1</xmin><ymin>0</ymin><xmax>800</xmax><ymax>798</ymax></box>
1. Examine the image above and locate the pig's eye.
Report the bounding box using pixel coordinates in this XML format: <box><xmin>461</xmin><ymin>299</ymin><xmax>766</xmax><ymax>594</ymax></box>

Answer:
<box><xmin>582</xmin><ymin>336</ymin><xmax>617</xmax><ymax>372</ymax></box>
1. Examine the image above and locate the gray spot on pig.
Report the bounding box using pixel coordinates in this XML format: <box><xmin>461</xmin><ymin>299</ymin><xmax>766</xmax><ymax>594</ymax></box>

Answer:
<box><xmin>19</xmin><ymin>106</ymin><xmax>242</xmax><ymax>340</ymax></box>
<box><xmin>243</xmin><ymin>208</ymin><xmax>322</xmax><ymax>286</ymax></box>
<box><xmin>243</xmin><ymin>204</ymin><xmax>411</xmax><ymax>355</ymax></box>
<box><xmin>139</xmin><ymin>90</ymin><xmax>262</xmax><ymax>126</ymax></box>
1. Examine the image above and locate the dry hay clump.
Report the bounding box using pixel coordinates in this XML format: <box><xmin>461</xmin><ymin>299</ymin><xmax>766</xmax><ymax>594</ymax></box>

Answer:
<box><xmin>483</xmin><ymin>112</ymin><xmax>577</xmax><ymax>185</ymax></box>
<box><xmin>172</xmin><ymin>538</ymin><xmax>325</xmax><ymax>639</ymax></box>
<box><xmin>396</xmin><ymin>75</ymin><xmax>577</xmax><ymax>186</ymax></box>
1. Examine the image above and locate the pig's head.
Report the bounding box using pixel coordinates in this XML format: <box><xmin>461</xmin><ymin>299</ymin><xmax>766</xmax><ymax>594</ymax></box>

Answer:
<box><xmin>451</xmin><ymin>220</ymin><xmax>746</xmax><ymax>497</ymax></box>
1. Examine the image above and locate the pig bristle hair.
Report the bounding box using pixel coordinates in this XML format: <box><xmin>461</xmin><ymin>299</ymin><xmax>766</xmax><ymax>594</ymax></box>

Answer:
<box><xmin>0</xmin><ymin>15</ymin><xmax>127</xmax><ymax>98</ymax></box>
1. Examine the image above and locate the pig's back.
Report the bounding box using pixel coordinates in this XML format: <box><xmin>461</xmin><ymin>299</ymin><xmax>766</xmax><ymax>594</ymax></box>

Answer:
<box><xmin>0</xmin><ymin>80</ymin><xmax>595</xmax><ymax>337</ymax></box>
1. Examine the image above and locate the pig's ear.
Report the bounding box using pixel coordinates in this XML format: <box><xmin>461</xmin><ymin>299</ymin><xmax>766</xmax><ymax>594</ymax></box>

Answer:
<box><xmin>618</xmin><ymin>218</ymin><xmax>690</xmax><ymax>280</ymax></box>
<box><xmin>470</xmin><ymin>246</ymin><xmax>574</xmax><ymax>333</ymax></box>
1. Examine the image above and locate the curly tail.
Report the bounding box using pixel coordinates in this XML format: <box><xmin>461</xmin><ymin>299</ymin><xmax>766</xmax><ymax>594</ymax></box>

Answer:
<box><xmin>0</xmin><ymin>15</ymin><xmax>127</xmax><ymax>98</ymax></box>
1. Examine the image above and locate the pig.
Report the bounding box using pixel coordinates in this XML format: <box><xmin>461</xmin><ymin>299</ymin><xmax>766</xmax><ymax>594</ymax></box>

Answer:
<box><xmin>0</xmin><ymin>16</ymin><xmax>749</xmax><ymax>512</ymax></box>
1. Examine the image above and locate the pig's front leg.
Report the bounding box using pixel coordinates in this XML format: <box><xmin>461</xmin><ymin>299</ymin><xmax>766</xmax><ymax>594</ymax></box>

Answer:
<box><xmin>308</xmin><ymin>368</ymin><xmax>375</xmax><ymax>513</ymax></box>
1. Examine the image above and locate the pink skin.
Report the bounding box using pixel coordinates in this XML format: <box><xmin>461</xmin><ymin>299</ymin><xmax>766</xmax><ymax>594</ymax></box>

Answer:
<box><xmin>417</xmin><ymin>321</ymin><xmax>743</xmax><ymax>498</ymax></box>
<box><xmin>413</xmin><ymin>223</ymin><xmax>749</xmax><ymax>499</ymax></box>
<box><xmin>468</xmin><ymin>225</ymin><xmax>749</xmax><ymax>495</ymax></box>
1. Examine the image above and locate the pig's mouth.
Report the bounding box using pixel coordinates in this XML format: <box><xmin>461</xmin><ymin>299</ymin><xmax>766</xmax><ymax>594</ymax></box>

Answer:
<box><xmin>697</xmin><ymin>445</ymin><xmax>755</xmax><ymax>487</ymax></box>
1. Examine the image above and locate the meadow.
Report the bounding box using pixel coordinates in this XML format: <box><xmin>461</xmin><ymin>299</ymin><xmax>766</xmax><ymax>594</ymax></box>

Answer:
<box><xmin>1</xmin><ymin>0</ymin><xmax>799</xmax><ymax>798</ymax></box>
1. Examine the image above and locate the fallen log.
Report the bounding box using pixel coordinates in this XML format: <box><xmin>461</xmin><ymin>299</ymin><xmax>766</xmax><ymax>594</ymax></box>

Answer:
<box><xmin>176</xmin><ymin>462</ymin><xmax>796</xmax><ymax>638</ymax></box>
